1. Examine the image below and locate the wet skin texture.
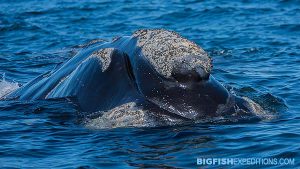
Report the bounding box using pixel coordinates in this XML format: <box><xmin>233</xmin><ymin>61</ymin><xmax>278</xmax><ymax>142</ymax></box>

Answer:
<box><xmin>4</xmin><ymin>29</ymin><xmax>261</xmax><ymax>123</ymax></box>
<box><xmin>0</xmin><ymin>1</ymin><xmax>297</xmax><ymax>168</ymax></box>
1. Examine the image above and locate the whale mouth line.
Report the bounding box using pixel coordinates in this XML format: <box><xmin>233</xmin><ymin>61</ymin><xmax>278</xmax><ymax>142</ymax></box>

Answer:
<box><xmin>2</xmin><ymin>29</ymin><xmax>274</xmax><ymax>129</ymax></box>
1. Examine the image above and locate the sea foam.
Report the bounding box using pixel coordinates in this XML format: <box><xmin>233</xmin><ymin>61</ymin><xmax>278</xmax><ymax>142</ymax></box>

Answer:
<box><xmin>0</xmin><ymin>74</ymin><xmax>19</xmax><ymax>98</ymax></box>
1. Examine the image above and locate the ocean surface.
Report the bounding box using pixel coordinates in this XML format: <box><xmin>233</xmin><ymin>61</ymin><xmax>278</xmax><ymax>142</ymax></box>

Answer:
<box><xmin>0</xmin><ymin>0</ymin><xmax>299</xmax><ymax>168</ymax></box>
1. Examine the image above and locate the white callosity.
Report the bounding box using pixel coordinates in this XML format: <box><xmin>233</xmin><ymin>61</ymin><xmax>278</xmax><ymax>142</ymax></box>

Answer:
<box><xmin>84</xmin><ymin>101</ymin><xmax>184</xmax><ymax>129</ymax></box>
<box><xmin>84</xmin><ymin>102</ymin><xmax>150</xmax><ymax>129</ymax></box>
<box><xmin>133</xmin><ymin>29</ymin><xmax>212</xmax><ymax>78</ymax></box>
<box><xmin>90</xmin><ymin>48</ymin><xmax>114</xmax><ymax>72</ymax></box>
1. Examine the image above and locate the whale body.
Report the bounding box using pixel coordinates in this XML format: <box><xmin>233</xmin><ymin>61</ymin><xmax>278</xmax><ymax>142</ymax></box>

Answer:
<box><xmin>3</xmin><ymin>29</ymin><xmax>265</xmax><ymax>128</ymax></box>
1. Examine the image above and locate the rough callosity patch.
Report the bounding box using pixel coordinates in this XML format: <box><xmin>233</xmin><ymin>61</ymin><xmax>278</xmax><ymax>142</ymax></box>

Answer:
<box><xmin>133</xmin><ymin>29</ymin><xmax>212</xmax><ymax>77</ymax></box>
<box><xmin>84</xmin><ymin>102</ymin><xmax>152</xmax><ymax>129</ymax></box>
<box><xmin>90</xmin><ymin>48</ymin><xmax>114</xmax><ymax>72</ymax></box>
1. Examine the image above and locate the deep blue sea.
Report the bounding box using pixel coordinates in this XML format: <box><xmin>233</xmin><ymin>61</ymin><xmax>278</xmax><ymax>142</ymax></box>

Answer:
<box><xmin>0</xmin><ymin>0</ymin><xmax>299</xmax><ymax>168</ymax></box>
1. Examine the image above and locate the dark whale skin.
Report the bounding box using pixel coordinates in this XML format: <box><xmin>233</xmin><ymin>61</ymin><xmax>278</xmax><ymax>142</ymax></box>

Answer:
<box><xmin>4</xmin><ymin>29</ymin><xmax>265</xmax><ymax>127</ymax></box>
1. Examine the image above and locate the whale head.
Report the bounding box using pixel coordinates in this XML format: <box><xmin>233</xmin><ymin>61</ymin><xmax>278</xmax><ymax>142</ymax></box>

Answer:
<box><xmin>128</xmin><ymin>29</ymin><xmax>233</xmax><ymax>119</ymax></box>
<box><xmin>133</xmin><ymin>29</ymin><xmax>212</xmax><ymax>81</ymax></box>
<box><xmin>5</xmin><ymin>28</ymin><xmax>266</xmax><ymax>126</ymax></box>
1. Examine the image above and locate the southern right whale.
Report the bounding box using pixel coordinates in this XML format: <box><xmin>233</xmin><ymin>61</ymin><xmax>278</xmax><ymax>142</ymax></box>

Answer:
<box><xmin>2</xmin><ymin>29</ymin><xmax>265</xmax><ymax>128</ymax></box>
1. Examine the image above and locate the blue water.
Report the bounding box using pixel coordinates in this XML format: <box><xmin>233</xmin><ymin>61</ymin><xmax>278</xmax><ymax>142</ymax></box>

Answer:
<box><xmin>0</xmin><ymin>0</ymin><xmax>299</xmax><ymax>168</ymax></box>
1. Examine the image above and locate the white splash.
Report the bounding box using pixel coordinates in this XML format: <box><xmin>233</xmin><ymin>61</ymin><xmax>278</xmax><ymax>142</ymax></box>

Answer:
<box><xmin>0</xmin><ymin>74</ymin><xmax>20</xmax><ymax>98</ymax></box>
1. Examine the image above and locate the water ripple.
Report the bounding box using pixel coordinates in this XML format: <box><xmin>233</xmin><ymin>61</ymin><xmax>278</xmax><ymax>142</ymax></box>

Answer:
<box><xmin>0</xmin><ymin>0</ymin><xmax>299</xmax><ymax>168</ymax></box>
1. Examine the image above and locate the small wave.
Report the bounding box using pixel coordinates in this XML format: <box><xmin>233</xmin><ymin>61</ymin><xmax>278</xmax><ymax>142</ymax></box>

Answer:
<box><xmin>208</xmin><ymin>48</ymin><xmax>233</xmax><ymax>57</ymax></box>
<box><xmin>0</xmin><ymin>74</ymin><xmax>20</xmax><ymax>99</ymax></box>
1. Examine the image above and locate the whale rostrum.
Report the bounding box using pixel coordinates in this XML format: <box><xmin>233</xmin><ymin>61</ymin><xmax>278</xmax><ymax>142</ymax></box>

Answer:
<box><xmin>3</xmin><ymin>29</ymin><xmax>267</xmax><ymax>128</ymax></box>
